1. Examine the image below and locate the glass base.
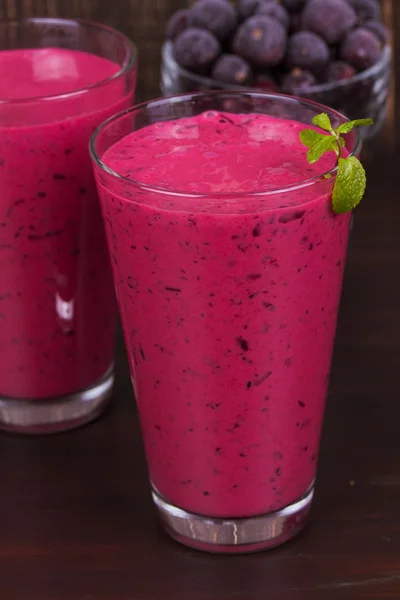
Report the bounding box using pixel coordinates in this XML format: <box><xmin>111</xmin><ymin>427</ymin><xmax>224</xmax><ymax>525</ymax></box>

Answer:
<box><xmin>0</xmin><ymin>367</ymin><xmax>114</xmax><ymax>434</ymax></box>
<box><xmin>152</xmin><ymin>484</ymin><xmax>314</xmax><ymax>554</ymax></box>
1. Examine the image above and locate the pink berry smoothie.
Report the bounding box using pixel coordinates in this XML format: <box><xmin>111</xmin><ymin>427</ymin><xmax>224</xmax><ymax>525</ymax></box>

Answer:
<box><xmin>95</xmin><ymin>110</ymin><xmax>351</xmax><ymax>518</ymax></box>
<box><xmin>0</xmin><ymin>47</ymin><xmax>135</xmax><ymax>399</ymax></box>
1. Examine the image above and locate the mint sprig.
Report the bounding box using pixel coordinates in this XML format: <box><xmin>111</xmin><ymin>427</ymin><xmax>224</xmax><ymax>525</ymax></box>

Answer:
<box><xmin>299</xmin><ymin>113</ymin><xmax>373</xmax><ymax>214</ymax></box>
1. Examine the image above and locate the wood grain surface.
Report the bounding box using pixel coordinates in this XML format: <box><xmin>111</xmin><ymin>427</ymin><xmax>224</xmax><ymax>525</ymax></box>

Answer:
<box><xmin>1</xmin><ymin>1</ymin><xmax>400</xmax><ymax>599</ymax></box>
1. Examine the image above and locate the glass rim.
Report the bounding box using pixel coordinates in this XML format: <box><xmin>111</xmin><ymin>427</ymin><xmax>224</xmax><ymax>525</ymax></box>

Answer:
<box><xmin>0</xmin><ymin>17</ymin><xmax>137</xmax><ymax>104</ymax></box>
<box><xmin>162</xmin><ymin>40</ymin><xmax>391</xmax><ymax>95</ymax></box>
<box><xmin>90</xmin><ymin>90</ymin><xmax>362</xmax><ymax>200</ymax></box>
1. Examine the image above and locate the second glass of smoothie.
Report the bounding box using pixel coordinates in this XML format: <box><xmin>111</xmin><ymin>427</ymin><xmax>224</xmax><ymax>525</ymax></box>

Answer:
<box><xmin>90</xmin><ymin>91</ymin><xmax>360</xmax><ymax>553</ymax></box>
<box><xmin>0</xmin><ymin>18</ymin><xmax>136</xmax><ymax>433</ymax></box>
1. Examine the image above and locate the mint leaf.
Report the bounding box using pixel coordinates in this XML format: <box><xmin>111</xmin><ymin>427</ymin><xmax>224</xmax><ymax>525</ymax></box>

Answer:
<box><xmin>299</xmin><ymin>129</ymin><xmax>326</xmax><ymax>148</ymax></box>
<box><xmin>332</xmin><ymin>156</ymin><xmax>366</xmax><ymax>214</ymax></box>
<box><xmin>336</xmin><ymin>118</ymin><xmax>373</xmax><ymax>134</ymax></box>
<box><xmin>299</xmin><ymin>112</ymin><xmax>373</xmax><ymax>214</ymax></box>
<box><xmin>307</xmin><ymin>135</ymin><xmax>337</xmax><ymax>164</ymax></box>
<box><xmin>312</xmin><ymin>113</ymin><xmax>333</xmax><ymax>132</ymax></box>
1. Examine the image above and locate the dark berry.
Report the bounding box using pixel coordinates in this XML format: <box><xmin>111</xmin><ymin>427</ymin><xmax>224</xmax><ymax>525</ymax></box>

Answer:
<box><xmin>283</xmin><ymin>0</ymin><xmax>306</xmax><ymax>10</ymax></box>
<box><xmin>364</xmin><ymin>19</ymin><xmax>389</xmax><ymax>45</ymax></box>
<box><xmin>233</xmin><ymin>15</ymin><xmax>287</xmax><ymax>68</ymax></box>
<box><xmin>282</xmin><ymin>68</ymin><xmax>317</xmax><ymax>93</ymax></box>
<box><xmin>286</xmin><ymin>31</ymin><xmax>330</xmax><ymax>73</ymax></box>
<box><xmin>166</xmin><ymin>9</ymin><xmax>193</xmax><ymax>40</ymax></box>
<box><xmin>348</xmin><ymin>0</ymin><xmax>381</xmax><ymax>22</ymax></box>
<box><xmin>325</xmin><ymin>60</ymin><xmax>356</xmax><ymax>82</ymax></box>
<box><xmin>302</xmin><ymin>0</ymin><xmax>357</xmax><ymax>44</ymax></box>
<box><xmin>191</xmin><ymin>0</ymin><xmax>237</xmax><ymax>41</ymax></box>
<box><xmin>238</xmin><ymin>0</ymin><xmax>264</xmax><ymax>20</ymax></box>
<box><xmin>253</xmin><ymin>72</ymin><xmax>279</xmax><ymax>92</ymax></box>
<box><xmin>340</xmin><ymin>27</ymin><xmax>382</xmax><ymax>70</ymax></box>
<box><xmin>212</xmin><ymin>53</ymin><xmax>254</xmax><ymax>85</ymax></box>
<box><xmin>257</xmin><ymin>2</ymin><xmax>290</xmax><ymax>28</ymax></box>
<box><xmin>173</xmin><ymin>28</ymin><xmax>221</xmax><ymax>73</ymax></box>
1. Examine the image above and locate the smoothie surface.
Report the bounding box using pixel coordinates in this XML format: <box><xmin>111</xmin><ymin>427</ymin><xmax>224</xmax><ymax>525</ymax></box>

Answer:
<box><xmin>102</xmin><ymin>111</ymin><xmax>338</xmax><ymax>198</ymax></box>
<box><xmin>0</xmin><ymin>47</ymin><xmax>120</xmax><ymax>100</ymax></box>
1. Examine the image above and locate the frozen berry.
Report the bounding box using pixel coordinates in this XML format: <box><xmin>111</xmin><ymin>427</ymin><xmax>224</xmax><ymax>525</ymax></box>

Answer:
<box><xmin>212</xmin><ymin>53</ymin><xmax>254</xmax><ymax>85</ymax></box>
<box><xmin>348</xmin><ymin>0</ymin><xmax>381</xmax><ymax>22</ymax></box>
<box><xmin>192</xmin><ymin>0</ymin><xmax>238</xmax><ymax>38</ymax></box>
<box><xmin>173</xmin><ymin>28</ymin><xmax>221</xmax><ymax>73</ymax></box>
<box><xmin>191</xmin><ymin>0</ymin><xmax>237</xmax><ymax>41</ymax></box>
<box><xmin>282</xmin><ymin>68</ymin><xmax>317</xmax><ymax>93</ymax></box>
<box><xmin>283</xmin><ymin>0</ymin><xmax>306</xmax><ymax>10</ymax></box>
<box><xmin>233</xmin><ymin>15</ymin><xmax>287</xmax><ymax>68</ymax></box>
<box><xmin>340</xmin><ymin>27</ymin><xmax>382</xmax><ymax>70</ymax></box>
<box><xmin>166</xmin><ymin>9</ymin><xmax>193</xmax><ymax>40</ymax></box>
<box><xmin>286</xmin><ymin>31</ymin><xmax>330</xmax><ymax>73</ymax></box>
<box><xmin>238</xmin><ymin>0</ymin><xmax>264</xmax><ymax>20</ymax></box>
<box><xmin>302</xmin><ymin>0</ymin><xmax>357</xmax><ymax>44</ymax></box>
<box><xmin>254</xmin><ymin>72</ymin><xmax>279</xmax><ymax>92</ymax></box>
<box><xmin>257</xmin><ymin>2</ymin><xmax>290</xmax><ymax>28</ymax></box>
<box><xmin>325</xmin><ymin>60</ymin><xmax>356</xmax><ymax>82</ymax></box>
<box><xmin>364</xmin><ymin>19</ymin><xmax>389</xmax><ymax>45</ymax></box>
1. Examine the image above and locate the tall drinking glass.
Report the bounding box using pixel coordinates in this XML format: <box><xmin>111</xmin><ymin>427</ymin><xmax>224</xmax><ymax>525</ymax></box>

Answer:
<box><xmin>0</xmin><ymin>18</ymin><xmax>136</xmax><ymax>433</ymax></box>
<box><xmin>90</xmin><ymin>92</ymin><xmax>360</xmax><ymax>553</ymax></box>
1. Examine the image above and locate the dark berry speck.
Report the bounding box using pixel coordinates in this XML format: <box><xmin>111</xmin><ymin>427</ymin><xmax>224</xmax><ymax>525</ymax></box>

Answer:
<box><xmin>252</xmin><ymin>222</ymin><xmax>262</xmax><ymax>237</ymax></box>
<box><xmin>279</xmin><ymin>210</ymin><xmax>305</xmax><ymax>223</ymax></box>
<box><xmin>236</xmin><ymin>337</ymin><xmax>249</xmax><ymax>351</ymax></box>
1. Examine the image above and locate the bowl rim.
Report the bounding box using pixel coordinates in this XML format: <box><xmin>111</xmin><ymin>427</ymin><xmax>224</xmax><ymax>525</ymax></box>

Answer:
<box><xmin>162</xmin><ymin>40</ymin><xmax>391</xmax><ymax>95</ymax></box>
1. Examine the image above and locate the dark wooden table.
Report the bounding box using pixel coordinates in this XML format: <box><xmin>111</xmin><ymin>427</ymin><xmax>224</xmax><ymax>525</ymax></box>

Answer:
<box><xmin>1</xmin><ymin>1</ymin><xmax>400</xmax><ymax>599</ymax></box>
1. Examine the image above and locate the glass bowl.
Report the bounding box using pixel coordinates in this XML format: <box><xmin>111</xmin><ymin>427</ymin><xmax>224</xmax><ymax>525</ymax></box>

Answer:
<box><xmin>160</xmin><ymin>41</ymin><xmax>391</xmax><ymax>139</ymax></box>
